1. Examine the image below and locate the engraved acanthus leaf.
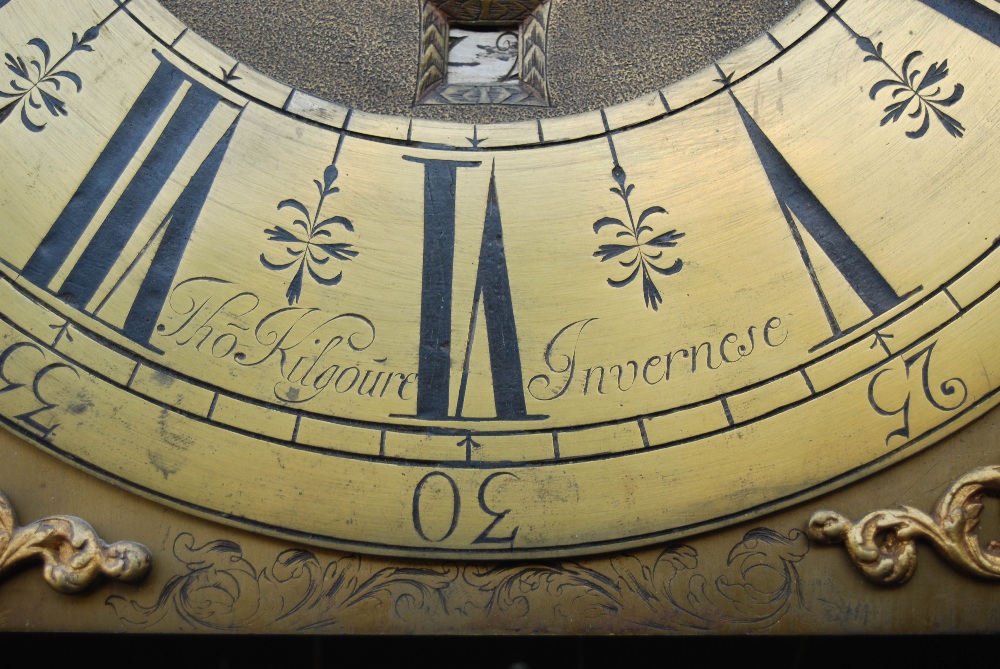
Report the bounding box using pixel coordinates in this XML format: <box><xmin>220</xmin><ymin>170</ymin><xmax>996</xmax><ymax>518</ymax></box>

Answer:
<box><xmin>107</xmin><ymin>528</ymin><xmax>807</xmax><ymax>631</ymax></box>
<box><xmin>107</xmin><ymin>533</ymin><xmax>457</xmax><ymax>631</ymax></box>
<box><xmin>0</xmin><ymin>490</ymin><xmax>151</xmax><ymax>594</ymax></box>
<box><xmin>809</xmin><ymin>465</ymin><xmax>1000</xmax><ymax>585</ymax></box>
<box><xmin>460</xmin><ymin>528</ymin><xmax>807</xmax><ymax>631</ymax></box>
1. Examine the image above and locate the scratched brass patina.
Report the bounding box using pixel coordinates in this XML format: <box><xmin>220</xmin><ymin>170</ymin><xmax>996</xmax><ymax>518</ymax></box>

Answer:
<box><xmin>2</xmin><ymin>0</ymin><xmax>1000</xmax><ymax>633</ymax></box>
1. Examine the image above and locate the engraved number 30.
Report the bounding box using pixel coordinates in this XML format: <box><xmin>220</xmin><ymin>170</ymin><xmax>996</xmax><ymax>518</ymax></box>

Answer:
<box><xmin>411</xmin><ymin>471</ymin><xmax>519</xmax><ymax>546</ymax></box>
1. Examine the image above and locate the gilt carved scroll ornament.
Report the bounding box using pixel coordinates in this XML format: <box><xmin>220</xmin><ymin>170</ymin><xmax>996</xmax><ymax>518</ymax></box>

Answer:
<box><xmin>808</xmin><ymin>465</ymin><xmax>1000</xmax><ymax>585</ymax></box>
<box><xmin>0</xmin><ymin>490</ymin><xmax>151</xmax><ymax>593</ymax></box>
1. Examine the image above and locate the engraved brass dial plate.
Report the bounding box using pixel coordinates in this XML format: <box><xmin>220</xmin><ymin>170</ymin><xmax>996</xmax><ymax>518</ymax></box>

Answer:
<box><xmin>1</xmin><ymin>0</ymin><xmax>999</xmax><ymax>559</ymax></box>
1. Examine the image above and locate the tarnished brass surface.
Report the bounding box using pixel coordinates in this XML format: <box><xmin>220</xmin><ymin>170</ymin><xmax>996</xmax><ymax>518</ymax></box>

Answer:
<box><xmin>2</xmin><ymin>412</ymin><xmax>1000</xmax><ymax>633</ymax></box>
<box><xmin>0</xmin><ymin>489</ymin><xmax>150</xmax><ymax>594</ymax></box>
<box><xmin>2</xmin><ymin>0</ymin><xmax>1000</xmax><ymax>633</ymax></box>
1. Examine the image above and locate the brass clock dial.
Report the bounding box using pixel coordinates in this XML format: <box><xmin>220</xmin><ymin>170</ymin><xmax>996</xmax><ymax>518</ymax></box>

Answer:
<box><xmin>1</xmin><ymin>0</ymin><xmax>999</xmax><ymax>559</ymax></box>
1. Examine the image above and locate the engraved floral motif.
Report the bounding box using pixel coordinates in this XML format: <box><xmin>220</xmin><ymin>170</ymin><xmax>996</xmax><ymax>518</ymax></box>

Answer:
<box><xmin>0</xmin><ymin>490</ymin><xmax>150</xmax><ymax>594</ymax></box>
<box><xmin>107</xmin><ymin>533</ymin><xmax>456</xmax><ymax>631</ymax></box>
<box><xmin>0</xmin><ymin>27</ymin><xmax>100</xmax><ymax>132</ymax></box>
<box><xmin>260</xmin><ymin>164</ymin><xmax>358</xmax><ymax>305</ymax></box>
<box><xmin>855</xmin><ymin>37</ymin><xmax>964</xmax><ymax>139</ymax></box>
<box><xmin>809</xmin><ymin>465</ymin><xmax>1000</xmax><ymax>585</ymax></box>
<box><xmin>593</xmin><ymin>164</ymin><xmax>684</xmax><ymax>311</ymax></box>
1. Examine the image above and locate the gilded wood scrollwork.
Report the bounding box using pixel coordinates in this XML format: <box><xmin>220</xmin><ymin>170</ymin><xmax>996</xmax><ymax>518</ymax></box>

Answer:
<box><xmin>808</xmin><ymin>466</ymin><xmax>1000</xmax><ymax>585</ymax></box>
<box><xmin>0</xmin><ymin>490</ymin><xmax>151</xmax><ymax>594</ymax></box>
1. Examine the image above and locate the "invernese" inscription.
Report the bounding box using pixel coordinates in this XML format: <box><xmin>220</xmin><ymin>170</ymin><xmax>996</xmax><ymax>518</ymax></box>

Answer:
<box><xmin>528</xmin><ymin>316</ymin><xmax>788</xmax><ymax>401</ymax></box>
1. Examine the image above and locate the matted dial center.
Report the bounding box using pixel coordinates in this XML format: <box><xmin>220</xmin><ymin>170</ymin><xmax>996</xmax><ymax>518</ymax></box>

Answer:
<box><xmin>157</xmin><ymin>0</ymin><xmax>795</xmax><ymax>121</ymax></box>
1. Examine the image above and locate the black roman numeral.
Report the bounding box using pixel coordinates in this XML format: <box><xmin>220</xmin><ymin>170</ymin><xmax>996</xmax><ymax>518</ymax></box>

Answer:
<box><xmin>21</xmin><ymin>54</ymin><xmax>240</xmax><ymax>348</ymax></box>
<box><xmin>915</xmin><ymin>0</ymin><xmax>1000</xmax><ymax>47</ymax></box>
<box><xmin>403</xmin><ymin>156</ymin><xmax>537</xmax><ymax>421</ymax></box>
<box><xmin>726</xmin><ymin>83</ymin><xmax>903</xmax><ymax>341</ymax></box>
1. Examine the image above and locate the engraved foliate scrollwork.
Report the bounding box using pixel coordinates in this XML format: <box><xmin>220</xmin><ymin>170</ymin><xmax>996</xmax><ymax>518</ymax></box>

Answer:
<box><xmin>107</xmin><ymin>533</ymin><xmax>457</xmax><ymax>631</ymax></box>
<box><xmin>0</xmin><ymin>490</ymin><xmax>151</xmax><ymax>594</ymax></box>
<box><xmin>808</xmin><ymin>466</ymin><xmax>1000</xmax><ymax>585</ymax></box>
<box><xmin>462</xmin><ymin>528</ymin><xmax>808</xmax><ymax>631</ymax></box>
<box><xmin>107</xmin><ymin>528</ymin><xmax>807</xmax><ymax>631</ymax></box>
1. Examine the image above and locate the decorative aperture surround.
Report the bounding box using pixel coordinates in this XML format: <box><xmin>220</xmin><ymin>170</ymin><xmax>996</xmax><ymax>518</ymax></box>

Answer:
<box><xmin>415</xmin><ymin>0</ymin><xmax>551</xmax><ymax>106</ymax></box>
